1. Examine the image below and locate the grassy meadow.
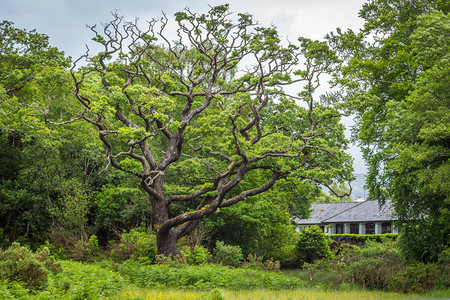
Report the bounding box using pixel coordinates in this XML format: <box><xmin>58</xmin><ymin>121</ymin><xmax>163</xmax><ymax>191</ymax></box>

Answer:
<box><xmin>1</xmin><ymin>259</ymin><xmax>449</xmax><ymax>300</ymax></box>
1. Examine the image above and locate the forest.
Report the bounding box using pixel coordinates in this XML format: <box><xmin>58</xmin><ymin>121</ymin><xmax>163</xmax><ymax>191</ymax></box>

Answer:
<box><xmin>0</xmin><ymin>0</ymin><xmax>449</xmax><ymax>298</ymax></box>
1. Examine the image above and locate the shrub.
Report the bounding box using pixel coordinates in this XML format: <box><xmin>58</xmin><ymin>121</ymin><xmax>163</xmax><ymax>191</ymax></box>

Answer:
<box><xmin>0</xmin><ymin>242</ymin><xmax>62</xmax><ymax>290</ymax></box>
<box><xmin>348</xmin><ymin>257</ymin><xmax>393</xmax><ymax>289</ymax></box>
<box><xmin>344</xmin><ymin>240</ymin><xmax>403</xmax><ymax>290</ymax></box>
<box><xmin>155</xmin><ymin>253</ymin><xmax>187</xmax><ymax>266</ymax></box>
<box><xmin>390</xmin><ymin>262</ymin><xmax>441</xmax><ymax>293</ymax></box>
<box><xmin>438</xmin><ymin>247</ymin><xmax>450</xmax><ymax>288</ymax></box>
<box><xmin>72</xmin><ymin>234</ymin><xmax>103</xmax><ymax>262</ymax></box>
<box><xmin>36</xmin><ymin>240</ymin><xmax>66</xmax><ymax>260</ymax></box>
<box><xmin>241</xmin><ymin>254</ymin><xmax>281</xmax><ymax>273</ymax></box>
<box><xmin>0</xmin><ymin>280</ymin><xmax>30</xmax><ymax>299</ymax></box>
<box><xmin>296</xmin><ymin>225</ymin><xmax>332</xmax><ymax>266</ymax></box>
<box><xmin>48</xmin><ymin>188</ymin><xmax>91</xmax><ymax>251</ymax></box>
<box><xmin>272</xmin><ymin>243</ymin><xmax>299</xmax><ymax>268</ymax></box>
<box><xmin>212</xmin><ymin>241</ymin><xmax>243</xmax><ymax>267</ymax></box>
<box><xmin>110</xmin><ymin>228</ymin><xmax>157</xmax><ymax>264</ymax></box>
<box><xmin>184</xmin><ymin>246</ymin><xmax>211</xmax><ymax>265</ymax></box>
<box><xmin>118</xmin><ymin>261</ymin><xmax>303</xmax><ymax>290</ymax></box>
<box><xmin>49</xmin><ymin>260</ymin><xmax>125</xmax><ymax>299</ymax></box>
<box><xmin>397</xmin><ymin>220</ymin><xmax>446</xmax><ymax>263</ymax></box>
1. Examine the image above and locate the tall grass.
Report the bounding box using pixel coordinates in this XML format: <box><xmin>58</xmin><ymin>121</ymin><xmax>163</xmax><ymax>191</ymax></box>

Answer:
<box><xmin>115</xmin><ymin>287</ymin><xmax>450</xmax><ymax>300</ymax></box>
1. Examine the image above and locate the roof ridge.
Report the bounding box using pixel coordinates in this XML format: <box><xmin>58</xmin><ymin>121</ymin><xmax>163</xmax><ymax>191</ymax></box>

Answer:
<box><xmin>321</xmin><ymin>201</ymin><xmax>363</xmax><ymax>222</ymax></box>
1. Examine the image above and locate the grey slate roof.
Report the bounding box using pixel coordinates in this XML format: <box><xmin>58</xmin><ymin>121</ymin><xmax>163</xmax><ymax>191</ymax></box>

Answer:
<box><xmin>294</xmin><ymin>200</ymin><xmax>395</xmax><ymax>225</ymax></box>
<box><xmin>295</xmin><ymin>202</ymin><xmax>360</xmax><ymax>225</ymax></box>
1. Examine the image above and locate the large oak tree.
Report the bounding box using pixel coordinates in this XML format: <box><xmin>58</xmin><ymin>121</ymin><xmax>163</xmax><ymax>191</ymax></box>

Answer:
<box><xmin>65</xmin><ymin>5</ymin><xmax>352</xmax><ymax>255</ymax></box>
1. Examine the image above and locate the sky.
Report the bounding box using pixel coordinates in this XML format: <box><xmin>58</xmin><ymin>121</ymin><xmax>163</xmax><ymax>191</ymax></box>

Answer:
<box><xmin>0</xmin><ymin>0</ymin><xmax>368</xmax><ymax>173</ymax></box>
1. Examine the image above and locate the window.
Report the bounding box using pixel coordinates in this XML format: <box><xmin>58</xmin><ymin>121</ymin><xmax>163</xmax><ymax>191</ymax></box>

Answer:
<box><xmin>350</xmin><ymin>223</ymin><xmax>359</xmax><ymax>234</ymax></box>
<box><xmin>382</xmin><ymin>222</ymin><xmax>392</xmax><ymax>234</ymax></box>
<box><xmin>365</xmin><ymin>222</ymin><xmax>375</xmax><ymax>234</ymax></box>
<box><xmin>336</xmin><ymin>224</ymin><xmax>344</xmax><ymax>234</ymax></box>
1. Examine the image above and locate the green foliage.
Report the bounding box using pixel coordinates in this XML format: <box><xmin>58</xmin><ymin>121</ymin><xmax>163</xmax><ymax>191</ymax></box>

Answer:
<box><xmin>397</xmin><ymin>220</ymin><xmax>447</xmax><ymax>263</ymax></box>
<box><xmin>155</xmin><ymin>252</ymin><xmax>188</xmax><ymax>266</ymax></box>
<box><xmin>329</xmin><ymin>233</ymin><xmax>398</xmax><ymax>245</ymax></box>
<box><xmin>47</xmin><ymin>260</ymin><xmax>125</xmax><ymax>299</ymax></box>
<box><xmin>184</xmin><ymin>246</ymin><xmax>211</xmax><ymax>265</ymax></box>
<box><xmin>0</xmin><ymin>242</ymin><xmax>62</xmax><ymax>290</ymax></box>
<box><xmin>335</xmin><ymin>239</ymin><xmax>447</xmax><ymax>293</ymax></box>
<box><xmin>72</xmin><ymin>234</ymin><xmax>103</xmax><ymax>262</ymax></box>
<box><xmin>118</xmin><ymin>261</ymin><xmax>303</xmax><ymax>290</ymax></box>
<box><xmin>208</xmin><ymin>186</ymin><xmax>300</xmax><ymax>262</ymax></box>
<box><xmin>110</xmin><ymin>228</ymin><xmax>157</xmax><ymax>264</ymax></box>
<box><xmin>212</xmin><ymin>241</ymin><xmax>244</xmax><ymax>267</ymax></box>
<box><xmin>329</xmin><ymin>0</ymin><xmax>450</xmax><ymax>263</ymax></box>
<box><xmin>241</xmin><ymin>254</ymin><xmax>281</xmax><ymax>273</ymax></box>
<box><xmin>49</xmin><ymin>188</ymin><xmax>92</xmax><ymax>250</ymax></box>
<box><xmin>0</xmin><ymin>228</ymin><xmax>10</xmax><ymax>248</ymax></box>
<box><xmin>390</xmin><ymin>263</ymin><xmax>442</xmax><ymax>293</ymax></box>
<box><xmin>296</xmin><ymin>225</ymin><xmax>333</xmax><ymax>265</ymax></box>
<box><xmin>95</xmin><ymin>185</ymin><xmax>151</xmax><ymax>231</ymax></box>
<box><xmin>36</xmin><ymin>240</ymin><xmax>66</xmax><ymax>260</ymax></box>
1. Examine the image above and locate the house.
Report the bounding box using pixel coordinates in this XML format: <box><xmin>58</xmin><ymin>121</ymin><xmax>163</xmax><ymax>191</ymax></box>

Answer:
<box><xmin>294</xmin><ymin>200</ymin><xmax>397</xmax><ymax>235</ymax></box>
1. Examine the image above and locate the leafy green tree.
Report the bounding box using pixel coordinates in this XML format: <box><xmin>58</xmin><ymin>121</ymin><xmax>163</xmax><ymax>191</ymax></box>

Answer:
<box><xmin>329</xmin><ymin>1</ymin><xmax>449</xmax><ymax>262</ymax></box>
<box><xmin>296</xmin><ymin>225</ymin><xmax>332</xmax><ymax>265</ymax></box>
<box><xmin>386</xmin><ymin>10</ymin><xmax>450</xmax><ymax>262</ymax></box>
<box><xmin>60</xmin><ymin>5</ymin><xmax>352</xmax><ymax>256</ymax></box>
<box><xmin>0</xmin><ymin>21</ymin><xmax>69</xmax><ymax>243</ymax></box>
<box><xmin>0</xmin><ymin>21</ymin><xmax>112</xmax><ymax>245</ymax></box>
<box><xmin>0</xmin><ymin>20</ymin><xmax>71</xmax><ymax>134</ymax></box>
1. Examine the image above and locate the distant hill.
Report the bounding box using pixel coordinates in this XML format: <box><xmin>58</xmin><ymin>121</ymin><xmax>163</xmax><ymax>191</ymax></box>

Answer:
<box><xmin>350</xmin><ymin>173</ymin><xmax>367</xmax><ymax>200</ymax></box>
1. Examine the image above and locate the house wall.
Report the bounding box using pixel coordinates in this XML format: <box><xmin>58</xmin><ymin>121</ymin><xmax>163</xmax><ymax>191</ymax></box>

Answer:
<box><xmin>297</xmin><ymin>221</ymin><xmax>395</xmax><ymax>235</ymax></box>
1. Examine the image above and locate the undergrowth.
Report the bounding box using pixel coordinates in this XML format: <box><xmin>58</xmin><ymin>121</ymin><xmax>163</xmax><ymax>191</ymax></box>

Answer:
<box><xmin>118</xmin><ymin>260</ymin><xmax>302</xmax><ymax>290</ymax></box>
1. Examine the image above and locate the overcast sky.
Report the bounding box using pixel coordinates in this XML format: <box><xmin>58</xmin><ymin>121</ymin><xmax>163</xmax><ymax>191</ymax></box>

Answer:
<box><xmin>0</xmin><ymin>0</ymin><xmax>368</xmax><ymax>173</ymax></box>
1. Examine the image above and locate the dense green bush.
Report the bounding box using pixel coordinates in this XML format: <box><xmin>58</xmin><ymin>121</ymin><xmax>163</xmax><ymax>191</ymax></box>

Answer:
<box><xmin>184</xmin><ymin>246</ymin><xmax>211</xmax><ymax>265</ymax></box>
<box><xmin>49</xmin><ymin>260</ymin><xmax>125</xmax><ymax>299</ymax></box>
<box><xmin>212</xmin><ymin>241</ymin><xmax>244</xmax><ymax>267</ymax></box>
<box><xmin>296</xmin><ymin>225</ymin><xmax>332</xmax><ymax>266</ymax></box>
<box><xmin>390</xmin><ymin>263</ymin><xmax>442</xmax><ymax>293</ymax></box>
<box><xmin>397</xmin><ymin>220</ymin><xmax>447</xmax><ymax>263</ymax></box>
<box><xmin>336</xmin><ymin>240</ymin><xmax>447</xmax><ymax>293</ymax></box>
<box><xmin>271</xmin><ymin>243</ymin><xmax>299</xmax><ymax>268</ymax></box>
<box><xmin>343</xmin><ymin>240</ymin><xmax>403</xmax><ymax>290</ymax></box>
<box><xmin>0</xmin><ymin>260</ymin><xmax>126</xmax><ymax>299</ymax></box>
<box><xmin>208</xmin><ymin>197</ymin><xmax>299</xmax><ymax>259</ymax></box>
<box><xmin>438</xmin><ymin>247</ymin><xmax>450</xmax><ymax>288</ymax></box>
<box><xmin>328</xmin><ymin>234</ymin><xmax>398</xmax><ymax>245</ymax></box>
<box><xmin>0</xmin><ymin>242</ymin><xmax>62</xmax><ymax>290</ymax></box>
<box><xmin>72</xmin><ymin>234</ymin><xmax>103</xmax><ymax>262</ymax></box>
<box><xmin>118</xmin><ymin>261</ymin><xmax>303</xmax><ymax>290</ymax></box>
<box><xmin>110</xmin><ymin>228</ymin><xmax>157</xmax><ymax>264</ymax></box>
